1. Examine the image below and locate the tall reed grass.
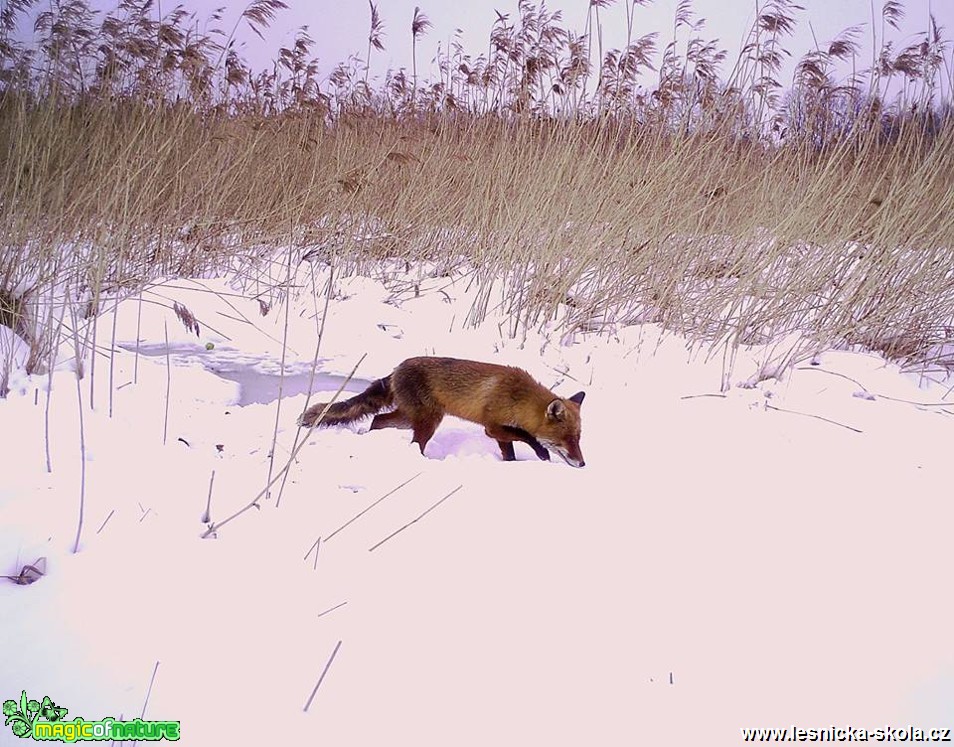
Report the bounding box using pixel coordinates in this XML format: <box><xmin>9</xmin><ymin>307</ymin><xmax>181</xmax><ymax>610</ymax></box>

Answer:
<box><xmin>1</xmin><ymin>0</ymin><xmax>952</xmax><ymax>393</ymax></box>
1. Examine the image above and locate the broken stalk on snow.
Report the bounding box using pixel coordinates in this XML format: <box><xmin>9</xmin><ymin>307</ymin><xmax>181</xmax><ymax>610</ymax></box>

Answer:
<box><xmin>303</xmin><ymin>640</ymin><xmax>342</xmax><ymax>713</ymax></box>
<box><xmin>316</xmin><ymin>601</ymin><xmax>348</xmax><ymax>619</ymax></box>
<box><xmin>368</xmin><ymin>484</ymin><xmax>464</xmax><ymax>552</ymax></box>
<box><xmin>324</xmin><ymin>471</ymin><xmax>422</xmax><ymax>542</ymax></box>
<box><xmin>764</xmin><ymin>404</ymin><xmax>862</xmax><ymax>434</ymax></box>
<box><xmin>201</xmin><ymin>469</ymin><xmax>215</xmax><ymax>524</ymax></box>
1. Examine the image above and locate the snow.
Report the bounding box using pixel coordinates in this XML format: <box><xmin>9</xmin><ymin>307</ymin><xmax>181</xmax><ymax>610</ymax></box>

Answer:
<box><xmin>1</xmin><ymin>261</ymin><xmax>952</xmax><ymax>745</ymax></box>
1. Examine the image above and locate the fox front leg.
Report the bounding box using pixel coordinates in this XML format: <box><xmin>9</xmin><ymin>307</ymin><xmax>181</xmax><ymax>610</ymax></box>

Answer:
<box><xmin>505</xmin><ymin>426</ymin><xmax>550</xmax><ymax>461</ymax></box>
<box><xmin>486</xmin><ymin>424</ymin><xmax>550</xmax><ymax>462</ymax></box>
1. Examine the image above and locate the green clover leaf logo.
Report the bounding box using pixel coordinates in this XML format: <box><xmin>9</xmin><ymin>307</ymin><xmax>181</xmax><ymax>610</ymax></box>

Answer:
<box><xmin>4</xmin><ymin>691</ymin><xmax>69</xmax><ymax>738</ymax></box>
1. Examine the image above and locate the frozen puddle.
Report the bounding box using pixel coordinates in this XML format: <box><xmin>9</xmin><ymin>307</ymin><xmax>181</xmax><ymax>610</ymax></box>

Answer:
<box><xmin>117</xmin><ymin>342</ymin><xmax>371</xmax><ymax>405</ymax></box>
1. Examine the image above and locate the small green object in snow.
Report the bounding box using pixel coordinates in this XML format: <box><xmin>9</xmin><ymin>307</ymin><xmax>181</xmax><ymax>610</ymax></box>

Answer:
<box><xmin>205</xmin><ymin>342</ymin><xmax>214</xmax><ymax>350</ymax></box>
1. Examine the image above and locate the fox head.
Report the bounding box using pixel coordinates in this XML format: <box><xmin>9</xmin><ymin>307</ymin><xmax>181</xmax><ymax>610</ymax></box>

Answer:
<box><xmin>540</xmin><ymin>391</ymin><xmax>586</xmax><ymax>468</ymax></box>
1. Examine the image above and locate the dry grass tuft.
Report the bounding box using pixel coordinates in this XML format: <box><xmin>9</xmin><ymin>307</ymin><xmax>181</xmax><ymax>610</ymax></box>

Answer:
<box><xmin>0</xmin><ymin>0</ymin><xmax>952</xmax><ymax>387</ymax></box>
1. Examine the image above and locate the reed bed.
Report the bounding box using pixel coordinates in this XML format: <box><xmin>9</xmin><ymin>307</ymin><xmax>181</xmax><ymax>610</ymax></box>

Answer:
<box><xmin>1</xmin><ymin>0</ymin><xmax>953</xmax><ymax>392</ymax></box>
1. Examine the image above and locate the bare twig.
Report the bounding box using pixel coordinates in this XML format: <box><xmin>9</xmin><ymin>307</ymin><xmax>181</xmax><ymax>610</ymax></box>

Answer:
<box><xmin>369</xmin><ymin>485</ymin><xmax>463</xmax><ymax>552</ymax></box>
<box><xmin>795</xmin><ymin>366</ymin><xmax>870</xmax><ymax>392</ymax></box>
<box><xmin>325</xmin><ymin>472</ymin><xmax>422</xmax><ymax>542</ymax></box>
<box><xmin>277</xmin><ymin>264</ymin><xmax>334</xmax><ymax>509</ymax></box>
<box><xmin>304</xmin><ymin>536</ymin><xmax>321</xmax><ymax>570</ymax></box>
<box><xmin>317</xmin><ymin>601</ymin><xmax>348</xmax><ymax>618</ymax></box>
<box><xmin>108</xmin><ymin>290</ymin><xmax>119</xmax><ymax>418</ymax></box>
<box><xmin>797</xmin><ymin>366</ymin><xmax>954</xmax><ymax>407</ymax></box>
<box><xmin>96</xmin><ymin>509</ymin><xmax>115</xmax><ymax>535</ymax></box>
<box><xmin>303</xmin><ymin>640</ymin><xmax>342</xmax><ymax>713</ymax></box>
<box><xmin>162</xmin><ymin>320</ymin><xmax>171</xmax><ymax>446</ymax></box>
<box><xmin>134</xmin><ymin>288</ymin><xmax>143</xmax><ymax>384</ymax></box>
<box><xmin>3</xmin><ymin>558</ymin><xmax>46</xmax><ymax>585</ymax></box>
<box><xmin>265</xmin><ymin>247</ymin><xmax>294</xmax><ymax>501</ymax></box>
<box><xmin>140</xmin><ymin>661</ymin><xmax>160</xmax><ymax>719</ymax></box>
<box><xmin>764</xmin><ymin>404</ymin><xmax>862</xmax><ymax>433</ymax></box>
<box><xmin>201</xmin><ymin>470</ymin><xmax>216</xmax><ymax>524</ymax></box>
<box><xmin>44</xmin><ymin>292</ymin><xmax>63</xmax><ymax>474</ymax></box>
<box><xmin>69</xmin><ymin>304</ymin><xmax>87</xmax><ymax>554</ymax></box>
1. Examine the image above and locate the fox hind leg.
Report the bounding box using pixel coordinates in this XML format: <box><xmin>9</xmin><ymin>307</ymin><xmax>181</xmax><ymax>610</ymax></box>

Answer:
<box><xmin>370</xmin><ymin>409</ymin><xmax>412</xmax><ymax>431</ymax></box>
<box><xmin>370</xmin><ymin>408</ymin><xmax>440</xmax><ymax>456</ymax></box>
<box><xmin>410</xmin><ymin>412</ymin><xmax>443</xmax><ymax>455</ymax></box>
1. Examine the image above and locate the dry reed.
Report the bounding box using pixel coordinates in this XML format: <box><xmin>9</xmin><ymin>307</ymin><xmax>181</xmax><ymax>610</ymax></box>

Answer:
<box><xmin>0</xmin><ymin>0</ymin><xmax>952</xmax><ymax>386</ymax></box>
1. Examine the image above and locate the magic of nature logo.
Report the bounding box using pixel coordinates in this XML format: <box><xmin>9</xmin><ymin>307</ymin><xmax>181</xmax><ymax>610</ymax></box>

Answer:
<box><xmin>3</xmin><ymin>690</ymin><xmax>180</xmax><ymax>742</ymax></box>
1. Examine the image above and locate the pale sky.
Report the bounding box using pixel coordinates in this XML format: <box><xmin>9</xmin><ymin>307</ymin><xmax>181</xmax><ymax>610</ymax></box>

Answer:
<box><xmin>84</xmin><ymin>1</ymin><xmax>954</xmax><ymax>89</ymax></box>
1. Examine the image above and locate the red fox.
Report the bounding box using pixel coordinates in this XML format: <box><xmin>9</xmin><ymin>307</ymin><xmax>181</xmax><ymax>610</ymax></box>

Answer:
<box><xmin>298</xmin><ymin>357</ymin><xmax>585</xmax><ymax>467</ymax></box>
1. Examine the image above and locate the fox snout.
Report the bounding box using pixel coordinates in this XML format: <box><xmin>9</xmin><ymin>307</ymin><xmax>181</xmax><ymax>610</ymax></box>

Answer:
<box><xmin>543</xmin><ymin>437</ymin><xmax>585</xmax><ymax>468</ymax></box>
<box><xmin>559</xmin><ymin>444</ymin><xmax>586</xmax><ymax>468</ymax></box>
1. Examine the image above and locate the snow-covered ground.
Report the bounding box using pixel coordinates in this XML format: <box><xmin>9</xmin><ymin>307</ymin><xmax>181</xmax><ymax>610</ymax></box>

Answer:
<box><xmin>1</xmin><ymin>261</ymin><xmax>952</xmax><ymax>745</ymax></box>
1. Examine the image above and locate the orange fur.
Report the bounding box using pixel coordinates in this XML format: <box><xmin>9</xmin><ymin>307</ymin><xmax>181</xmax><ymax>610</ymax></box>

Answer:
<box><xmin>298</xmin><ymin>357</ymin><xmax>585</xmax><ymax>466</ymax></box>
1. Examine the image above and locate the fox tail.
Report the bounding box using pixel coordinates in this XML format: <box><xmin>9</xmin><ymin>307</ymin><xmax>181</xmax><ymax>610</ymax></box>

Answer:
<box><xmin>298</xmin><ymin>376</ymin><xmax>393</xmax><ymax>428</ymax></box>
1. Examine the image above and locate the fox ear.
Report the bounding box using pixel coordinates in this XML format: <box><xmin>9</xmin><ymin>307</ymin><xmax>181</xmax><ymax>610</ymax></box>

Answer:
<box><xmin>569</xmin><ymin>391</ymin><xmax>585</xmax><ymax>406</ymax></box>
<box><xmin>546</xmin><ymin>399</ymin><xmax>566</xmax><ymax>421</ymax></box>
